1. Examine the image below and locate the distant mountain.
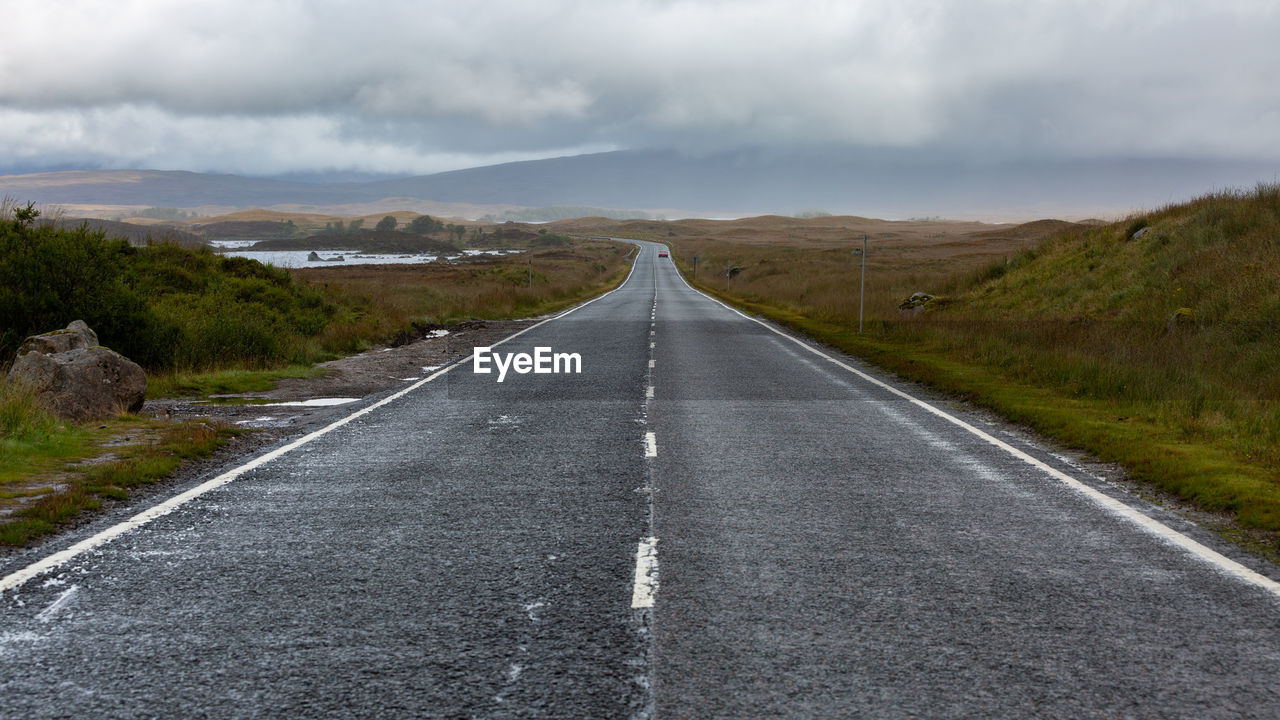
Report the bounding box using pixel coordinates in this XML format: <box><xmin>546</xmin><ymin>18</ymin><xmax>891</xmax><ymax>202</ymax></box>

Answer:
<box><xmin>0</xmin><ymin>169</ymin><xmax>367</xmax><ymax>207</ymax></box>
<box><xmin>2</xmin><ymin>149</ymin><xmax>1276</xmax><ymax>219</ymax></box>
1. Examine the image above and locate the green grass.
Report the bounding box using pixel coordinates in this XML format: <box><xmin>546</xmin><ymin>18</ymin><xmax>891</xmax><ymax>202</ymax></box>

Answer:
<box><xmin>1</xmin><ymin>375</ymin><xmax>238</xmax><ymax>546</ymax></box>
<box><xmin>647</xmin><ymin>184</ymin><xmax>1280</xmax><ymax>545</ymax></box>
<box><xmin>0</xmin><ymin>380</ymin><xmax>64</xmax><ymax>444</ymax></box>
<box><xmin>0</xmin><ymin>382</ymin><xmax>91</xmax><ymax>484</ymax></box>
<box><xmin>147</xmin><ymin>364</ymin><xmax>324</xmax><ymax>400</ymax></box>
<box><xmin>0</xmin><ymin>409</ymin><xmax>236</xmax><ymax>546</ymax></box>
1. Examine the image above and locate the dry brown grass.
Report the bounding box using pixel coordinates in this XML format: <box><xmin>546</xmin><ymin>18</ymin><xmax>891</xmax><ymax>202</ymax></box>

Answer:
<box><xmin>575</xmin><ymin>189</ymin><xmax>1280</xmax><ymax>541</ymax></box>
<box><xmin>294</xmin><ymin>240</ymin><xmax>632</xmax><ymax>354</ymax></box>
<box><xmin>564</xmin><ymin>214</ymin><xmax>1066</xmax><ymax>323</ymax></box>
<box><xmin>189</xmin><ymin>208</ymin><xmax>341</xmax><ymax>225</ymax></box>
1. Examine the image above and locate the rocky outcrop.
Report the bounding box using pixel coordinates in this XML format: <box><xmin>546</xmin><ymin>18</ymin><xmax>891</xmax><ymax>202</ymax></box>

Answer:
<box><xmin>6</xmin><ymin>321</ymin><xmax>146</xmax><ymax>422</ymax></box>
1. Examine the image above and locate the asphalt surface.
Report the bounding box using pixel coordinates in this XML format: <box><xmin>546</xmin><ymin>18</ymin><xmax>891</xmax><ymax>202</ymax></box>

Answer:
<box><xmin>4</xmin><ymin>241</ymin><xmax>1280</xmax><ymax>718</ymax></box>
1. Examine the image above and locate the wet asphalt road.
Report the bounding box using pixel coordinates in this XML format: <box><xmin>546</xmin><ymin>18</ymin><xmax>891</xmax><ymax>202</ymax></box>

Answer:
<box><xmin>4</xmin><ymin>241</ymin><xmax>1280</xmax><ymax>718</ymax></box>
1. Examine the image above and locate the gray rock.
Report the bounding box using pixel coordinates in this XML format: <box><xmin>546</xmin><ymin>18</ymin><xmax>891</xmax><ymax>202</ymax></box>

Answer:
<box><xmin>307</xmin><ymin>251</ymin><xmax>322</xmax><ymax>261</ymax></box>
<box><xmin>1132</xmin><ymin>227</ymin><xmax>1151</xmax><ymax>240</ymax></box>
<box><xmin>6</xmin><ymin>323</ymin><xmax>146</xmax><ymax>422</ymax></box>
<box><xmin>1166</xmin><ymin>307</ymin><xmax>1195</xmax><ymax>333</ymax></box>
<box><xmin>898</xmin><ymin>292</ymin><xmax>935</xmax><ymax>317</ymax></box>
<box><xmin>15</xmin><ymin>319</ymin><xmax>98</xmax><ymax>357</ymax></box>
<box><xmin>899</xmin><ymin>292</ymin><xmax>935</xmax><ymax>309</ymax></box>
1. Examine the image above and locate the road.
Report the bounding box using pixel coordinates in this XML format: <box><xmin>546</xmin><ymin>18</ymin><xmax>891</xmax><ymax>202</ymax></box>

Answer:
<box><xmin>4</xmin><ymin>240</ymin><xmax>1280</xmax><ymax>718</ymax></box>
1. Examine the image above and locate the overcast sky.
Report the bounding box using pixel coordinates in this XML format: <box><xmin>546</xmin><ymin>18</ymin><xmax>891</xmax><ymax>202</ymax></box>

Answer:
<box><xmin>1</xmin><ymin>0</ymin><xmax>1276</xmax><ymax>176</ymax></box>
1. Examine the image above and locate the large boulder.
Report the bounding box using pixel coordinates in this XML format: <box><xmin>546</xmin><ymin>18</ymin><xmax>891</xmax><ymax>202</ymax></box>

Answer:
<box><xmin>6</xmin><ymin>322</ymin><xmax>146</xmax><ymax>422</ymax></box>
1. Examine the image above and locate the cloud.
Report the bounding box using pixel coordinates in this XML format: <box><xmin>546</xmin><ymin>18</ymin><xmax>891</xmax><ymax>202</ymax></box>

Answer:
<box><xmin>0</xmin><ymin>0</ymin><xmax>1276</xmax><ymax>174</ymax></box>
<box><xmin>0</xmin><ymin>106</ymin><xmax>616</xmax><ymax>175</ymax></box>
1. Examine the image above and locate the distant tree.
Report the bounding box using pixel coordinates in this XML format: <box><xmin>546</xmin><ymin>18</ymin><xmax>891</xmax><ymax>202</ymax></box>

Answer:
<box><xmin>376</xmin><ymin>215</ymin><xmax>397</xmax><ymax>232</ymax></box>
<box><xmin>347</xmin><ymin>219</ymin><xmax>364</xmax><ymax>234</ymax></box>
<box><xmin>408</xmin><ymin>214</ymin><xmax>442</xmax><ymax>234</ymax></box>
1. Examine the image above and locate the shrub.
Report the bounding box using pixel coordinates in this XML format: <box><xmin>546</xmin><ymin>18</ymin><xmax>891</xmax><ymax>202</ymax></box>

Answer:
<box><xmin>1</xmin><ymin>203</ymin><xmax>338</xmax><ymax>371</ymax></box>
<box><xmin>0</xmin><ymin>206</ymin><xmax>170</xmax><ymax>364</ymax></box>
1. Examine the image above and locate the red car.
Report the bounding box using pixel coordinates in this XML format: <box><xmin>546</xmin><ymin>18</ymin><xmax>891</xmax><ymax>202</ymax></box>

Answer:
<box><xmin>658</xmin><ymin>251</ymin><xmax>669</xmax><ymax>257</ymax></box>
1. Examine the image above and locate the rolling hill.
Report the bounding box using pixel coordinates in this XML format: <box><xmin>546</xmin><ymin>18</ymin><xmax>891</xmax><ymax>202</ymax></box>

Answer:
<box><xmin>2</xmin><ymin>149</ymin><xmax>1276</xmax><ymax>220</ymax></box>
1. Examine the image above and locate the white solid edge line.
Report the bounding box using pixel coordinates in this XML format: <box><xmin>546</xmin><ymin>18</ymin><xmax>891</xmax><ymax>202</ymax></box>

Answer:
<box><xmin>644</xmin><ymin>431</ymin><xmax>658</xmax><ymax>458</ymax></box>
<box><xmin>661</xmin><ymin>243</ymin><xmax>1280</xmax><ymax>600</ymax></box>
<box><xmin>0</xmin><ymin>242</ymin><xmax>645</xmax><ymax>595</ymax></box>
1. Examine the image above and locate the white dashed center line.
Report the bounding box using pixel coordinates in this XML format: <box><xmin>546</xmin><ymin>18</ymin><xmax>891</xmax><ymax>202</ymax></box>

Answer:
<box><xmin>631</xmin><ymin>537</ymin><xmax>659</xmax><ymax>609</ymax></box>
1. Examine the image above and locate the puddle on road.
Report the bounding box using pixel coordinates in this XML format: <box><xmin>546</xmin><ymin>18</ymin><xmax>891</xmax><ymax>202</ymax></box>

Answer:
<box><xmin>263</xmin><ymin>398</ymin><xmax>361</xmax><ymax>407</ymax></box>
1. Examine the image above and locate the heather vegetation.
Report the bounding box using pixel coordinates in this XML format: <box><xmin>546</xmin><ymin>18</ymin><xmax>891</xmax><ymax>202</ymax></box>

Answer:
<box><xmin>2</xmin><ymin>203</ymin><xmax>630</xmax><ymax>377</ymax></box>
<box><xmin>1</xmin><ymin>202</ymin><xmax>339</xmax><ymax>370</ymax></box>
<box><xmin>656</xmin><ymin>185</ymin><xmax>1280</xmax><ymax>541</ymax></box>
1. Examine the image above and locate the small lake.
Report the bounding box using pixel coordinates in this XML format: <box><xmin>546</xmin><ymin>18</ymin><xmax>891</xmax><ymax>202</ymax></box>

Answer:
<box><xmin>210</xmin><ymin>243</ymin><xmax>521</xmax><ymax>268</ymax></box>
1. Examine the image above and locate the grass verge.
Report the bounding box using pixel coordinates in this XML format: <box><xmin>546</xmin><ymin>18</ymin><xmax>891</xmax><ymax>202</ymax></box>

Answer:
<box><xmin>624</xmin><ymin>186</ymin><xmax>1280</xmax><ymax>556</ymax></box>
<box><xmin>1</xmin><ymin>379</ymin><xmax>238</xmax><ymax>547</ymax></box>
<box><xmin>146</xmin><ymin>365</ymin><xmax>325</xmax><ymax>400</ymax></box>
<box><xmin>679</xmin><ymin>267</ymin><xmax>1280</xmax><ymax>559</ymax></box>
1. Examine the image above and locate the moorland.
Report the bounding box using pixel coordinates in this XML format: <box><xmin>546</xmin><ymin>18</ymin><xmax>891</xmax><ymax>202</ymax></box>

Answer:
<box><xmin>4</xmin><ymin>187</ymin><xmax>1278</xmax><ymax>560</ymax></box>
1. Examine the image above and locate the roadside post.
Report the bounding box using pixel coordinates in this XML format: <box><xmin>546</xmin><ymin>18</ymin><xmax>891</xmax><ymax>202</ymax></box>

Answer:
<box><xmin>693</xmin><ymin>255</ymin><xmax>699</xmax><ymax>278</ymax></box>
<box><xmin>851</xmin><ymin>234</ymin><xmax>867</xmax><ymax>333</ymax></box>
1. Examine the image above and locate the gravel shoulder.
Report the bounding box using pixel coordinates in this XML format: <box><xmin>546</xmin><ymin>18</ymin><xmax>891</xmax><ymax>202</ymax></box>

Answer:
<box><xmin>145</xmin><ymin>319</ymin><xmax>531</xmax><ymax>435</ymax></box>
